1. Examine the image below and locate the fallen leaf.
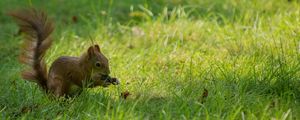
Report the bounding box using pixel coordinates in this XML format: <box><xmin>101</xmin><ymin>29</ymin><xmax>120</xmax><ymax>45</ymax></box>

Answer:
<box><xmin>199</xmin><ymin>88</ymin><xmax>208</xmax><ymax>103</ymax></box>
<box><xmin>202</xmin><ymin>89</ymin><xmax>208</xmax><ymax>98</ymax></box>
<box><xmin>121</xmin><ymin>91</ymin><xmax>131</xmax><ymax>99</ymax></box>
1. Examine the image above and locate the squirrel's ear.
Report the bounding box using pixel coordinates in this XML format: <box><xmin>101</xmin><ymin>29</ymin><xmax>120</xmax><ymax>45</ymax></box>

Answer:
<box><xmin>94</xmin><ymin>44</ymin><xmax>101</xmax><ymax>52</ymax></box>
<box><xmin>87</xmin><ymin>46</ymin><xmax>95</xmax><ymax>58</ymax></box>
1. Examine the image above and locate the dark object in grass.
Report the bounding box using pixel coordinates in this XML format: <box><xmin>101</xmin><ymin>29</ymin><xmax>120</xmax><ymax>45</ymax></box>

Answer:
<box><xmin>121</xmin><ymin>91</ymin><xmax>131</xmax><ymax>99</ymax></box>
<box><xmin>72</xmin><ymin>16</ymin><xmax>78</xmax><ymax>23</ymax></box>
<box><xmin>199</xmin><ymin>88</ymin><xmax>208</xmax><ymax>104</ymax></box>
<box><xmin>202</xmin><ymin>88</ymin><xmax>208</xmax><ymax>98</ymax></box>
<box><xmin>12</xmin><ymin>105</ymin><xmax>39</xmax><ymax>117</ymax></box>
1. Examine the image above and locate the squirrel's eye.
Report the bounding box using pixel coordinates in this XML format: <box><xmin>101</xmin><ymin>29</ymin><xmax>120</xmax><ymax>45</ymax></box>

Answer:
<box><xmin>95</xmin><ymin>62</ymin><xmax>101</xmax><ymax>67</ymax></box>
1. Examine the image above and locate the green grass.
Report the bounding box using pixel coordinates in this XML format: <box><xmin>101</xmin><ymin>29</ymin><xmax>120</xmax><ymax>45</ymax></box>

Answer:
<box><xmin>0</xmin><ymin>0</ymin><xmax>300</xmax><ymax>119</ymax></box>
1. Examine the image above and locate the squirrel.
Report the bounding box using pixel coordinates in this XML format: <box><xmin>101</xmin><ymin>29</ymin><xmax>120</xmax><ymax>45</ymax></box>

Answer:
<box><xmin>8</xmin><ymin>9</ymin><xmax>119</xmax><ymax>97</ymax></box>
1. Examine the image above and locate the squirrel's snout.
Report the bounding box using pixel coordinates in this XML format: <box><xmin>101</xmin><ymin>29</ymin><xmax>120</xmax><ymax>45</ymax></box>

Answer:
<box><xmin>100</xmin><ymin>75</ymin><xmax>110</xmax><ymax>80</ymax></box>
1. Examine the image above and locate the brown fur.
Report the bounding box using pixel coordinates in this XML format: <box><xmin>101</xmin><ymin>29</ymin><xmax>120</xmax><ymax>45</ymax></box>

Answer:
<box><xmin>9</xmin><ymin>9</ymin><xmax>118</xmax><ymax>97</ymax></box>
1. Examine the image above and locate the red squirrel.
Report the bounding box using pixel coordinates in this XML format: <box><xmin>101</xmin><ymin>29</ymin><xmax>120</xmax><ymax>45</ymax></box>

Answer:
<box><xmin>9</xmin><ymin>9</ymin><xmax>119</xmax><ymax>97</ymax></box>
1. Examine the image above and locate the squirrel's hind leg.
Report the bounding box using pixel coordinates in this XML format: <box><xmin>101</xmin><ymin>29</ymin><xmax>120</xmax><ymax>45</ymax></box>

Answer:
<box><xmin>47</xmin><ymin>76</ymin><xmax>69</xmax><ymax>97</ymax></box>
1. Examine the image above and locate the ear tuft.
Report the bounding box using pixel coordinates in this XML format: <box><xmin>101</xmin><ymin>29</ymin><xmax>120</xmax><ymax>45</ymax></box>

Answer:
<box><xmin>87</xmin><ymin>46</ymin><xmax>95</xmax><ymax>58</ymax></box>
<box><xmin>94</xmin><ymin>44</ymin><xmax>100</xmax><ymax>52</ymax></box>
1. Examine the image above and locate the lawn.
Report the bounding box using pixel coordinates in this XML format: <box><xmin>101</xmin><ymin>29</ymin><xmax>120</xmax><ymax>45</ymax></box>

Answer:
<box><xmin>0</xmin><ymin>0</ymin><xmax>299</xmax><ymax>119</ymax></box>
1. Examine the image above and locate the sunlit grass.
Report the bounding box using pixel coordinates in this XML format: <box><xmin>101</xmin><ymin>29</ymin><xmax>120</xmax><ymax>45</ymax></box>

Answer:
<box><xmin>0</xmin><ymin>0</ymin><xmax>299</xmax><ymax>119</ymax></box>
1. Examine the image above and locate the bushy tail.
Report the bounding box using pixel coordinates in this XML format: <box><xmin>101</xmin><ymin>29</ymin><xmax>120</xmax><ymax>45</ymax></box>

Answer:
<box><xmin>9</xmin><ymin>9</ymin><xmax>54</xmax><ymax>91</ymax></box>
